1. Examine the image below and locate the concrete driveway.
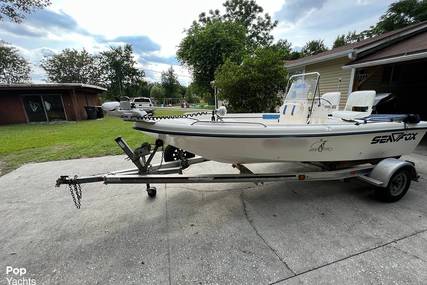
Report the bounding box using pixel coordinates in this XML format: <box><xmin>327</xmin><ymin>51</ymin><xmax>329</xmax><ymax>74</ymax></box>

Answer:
<box><xmin>1</xmin><ymin>150</ymin><xmax>426</xmax><ymax>284</ymax></box>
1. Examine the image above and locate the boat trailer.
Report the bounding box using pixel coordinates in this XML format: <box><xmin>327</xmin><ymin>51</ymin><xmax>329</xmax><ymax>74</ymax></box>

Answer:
<box><xmin>56</xmin><ymin>137</ymin><xmax>419</xmax><ymax>209</ymax></box>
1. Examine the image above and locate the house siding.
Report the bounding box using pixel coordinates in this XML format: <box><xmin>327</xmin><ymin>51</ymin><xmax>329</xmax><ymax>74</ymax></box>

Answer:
<box><xmin>304</xmin><ymin>57</ymin><xmax>352</xmax><ymax>109</ymax></box>
<box><xmin>0</xmin><ymin>95</ymin><xmax>27</xmax><ymax>125</ymax></box>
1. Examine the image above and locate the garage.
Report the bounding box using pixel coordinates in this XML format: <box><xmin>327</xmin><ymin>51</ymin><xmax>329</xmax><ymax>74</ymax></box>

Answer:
<box><xmin>347</xmin><ymin>31</ymin><xmax>427</xmax><ymax>120</ymax></box>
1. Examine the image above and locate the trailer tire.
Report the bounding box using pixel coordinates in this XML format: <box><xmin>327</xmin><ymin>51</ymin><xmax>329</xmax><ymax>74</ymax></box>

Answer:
<box><xmin>376</xmin><ymin>168</ymin><xmax>411</xmax><ymax>202</ymax></box>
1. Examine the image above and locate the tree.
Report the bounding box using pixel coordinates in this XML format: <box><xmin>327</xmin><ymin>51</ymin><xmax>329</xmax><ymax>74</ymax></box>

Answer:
<box><xmin>100</xmin><ymin>44</ymin><xmax>145</xmax><ymax>98</ymax></box>
<box><xmin>0</xmin><ymin>42</ymin><xmax>30</xmax><ymax>83</ymax></box>
<box><xmin>368</xmin><ymin>0</ymin><xmax>427</xmax><ymax>36</ymax></box>
<box><xmin>150</xmin><ymin>83</ymin><xmax>165</xmax><ymax>101</ymax></box>
<box><xmin>0</xmin><ymin>0</ymin><xmax>50</xmax><ymax>22</ymax></box>
<box><xmin>184</xmin><ymin>83</ymin><xmax>201</xmax><ymax>103</ymax></box>
<box><xmin>269</xmin><ymin>39</ymin><xmax>293</xmax><ymax>59</ymax></box>
<box><xmin>288</xmin><ymin>51</ymin><xmax>302</xmax><ymax>60</ymax></box>
<box><xmin>177</xmin><ymin>20</ymin><xmax>247</xmax><ymax>100</ymax></box>
<box><xmin>269</xmin><ymin>39</ymin><xmax>304</xmax><ymax>60</ymax></box>
<box><xmin>161</xmin><ymin>66</ymin><xmax>180</xmax><ymax>98</ymax></box>
<box><xmin>124</xmin><ymin>79</ymin><xmax>148</xmax><ymax>98</ymax></box>
<box><xmin>198</xmin><ymin>0</ymin><xmax>277</xmax><ymax>48</ymax></box>
<box><xmin>301</xmin><ymin>40</ymin><xmax>328</xmax><ymax>56</ymax></box>
<box><xmin>186</xmin><ymin>82</ymin><xmax>210</xmax><ymax>103</ymax></box>
<box><xmin>332</xmin><ymin>35</ymin><xmax>346</xmax><ymax>49</ymax></box>
<box><xmin>222</xmin><ymin>0</ymin><xmax>277</xmax><ymax>47</ymax></box>
<box><xmin>178</xmin><ymin>85</ymin><xmax>187</xmax><ymax>98</ymax></box>
<box><xmin>138</xmin><ymin>82</ymin><xmax>153</xmax><ymax>98</ymax></box>
<box><xmin>332</xmin><ymin>31</ymin><xmax>362</xmax><ymax>48</ymax></box>
<box><xmin>215</xmin><ymin>47</ymin><xmax>288</xmax><ymax>112</ymax></box>
<box><xmin>41</xmin><ymin>49</ymin><xmax>104</xmax><ymax>85</ymax></box>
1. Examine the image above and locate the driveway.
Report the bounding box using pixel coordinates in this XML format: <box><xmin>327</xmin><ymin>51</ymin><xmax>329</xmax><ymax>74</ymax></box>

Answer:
<box><xmin>1</xmin><ymin>149</ymin><xmax>426</xmax><ymax>284</ymax></box>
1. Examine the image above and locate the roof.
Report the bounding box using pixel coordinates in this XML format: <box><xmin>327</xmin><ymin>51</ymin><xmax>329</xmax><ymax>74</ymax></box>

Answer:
<box><xmin>285</xmin><ymin>21</ymin><xmax>427</xmax><ymax>69</ymax></box>
<box><xmin>0</xmin><ymin>83</ymin><xmax>107</xmax><ymax>92</ymax></box>
<box><xmin>344</xmin><ymin>31</ymin><xmax>427</xmax><ymax>68</ymax></box>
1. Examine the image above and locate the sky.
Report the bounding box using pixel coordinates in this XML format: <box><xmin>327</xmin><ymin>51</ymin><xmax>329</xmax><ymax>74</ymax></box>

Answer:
<box><xmin>0</xmin><ymin>0</ymin><xmax>395</xmax><ymax>85</ymax></box>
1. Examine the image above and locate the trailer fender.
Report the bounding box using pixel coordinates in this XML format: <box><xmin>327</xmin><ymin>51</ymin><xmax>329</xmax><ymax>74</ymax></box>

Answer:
<box><xmin>369</xmin><ymin>158</ymin><xmax>417</xmax><ymax>188</ymax></box>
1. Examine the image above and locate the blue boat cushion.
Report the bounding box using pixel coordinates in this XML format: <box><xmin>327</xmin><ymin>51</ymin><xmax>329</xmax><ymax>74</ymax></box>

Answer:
<box><xmin>263</xmin><ymin>114</ymin><xmax>280</xmax><ymax>120</ymax></box>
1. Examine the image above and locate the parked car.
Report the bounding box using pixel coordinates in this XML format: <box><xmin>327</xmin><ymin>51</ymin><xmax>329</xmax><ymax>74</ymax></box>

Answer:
<box><xmin>132</xmin><ymin>97</ymin><xmax>154</xmax><ymax>115</ymax></box>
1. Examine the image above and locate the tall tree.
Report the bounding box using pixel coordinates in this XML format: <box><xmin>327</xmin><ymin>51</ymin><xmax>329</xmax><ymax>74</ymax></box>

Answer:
<box><xmin>100</xmin><ymin>44</ymin><xmax>145</xmax><ymax>98</ymax></box>
<box><xmin>301</xmin><ymin>40</ymin><xmax>328</xmax><ymax>56</ymax></box>
<box><xmin>161</xmin><ymin>66</ymin><xmax>180</xmax><ymax>98</ymax></box>
<box><xmin>0</xmin><ymin>0</ymin><xmax>50</xmax><ymax>22</ymax></box>
<box><xmin>177</xmin><ymin>20</ymin><xmax>247</xmax><ymax>99</ymax></box>
<box><xmin>0</xmin><ymin>42</ymin><xmax>30</xmax><ymax>83</ymax></box>
<box><xmin>368</xmin><ymin>0</ymin><xmax>427</xmax><ymax>36</ymax></box>
<box><xmin>223</xmin><ymin>0</ymin><xmax>277</xmax><ymax>47</ymax></box>
<box><xmin>198</xmin><ymin>0</ymin><xmax>277</xmax><ymax>48</ymax></box>
<box><xmin>41</xmin><ymin>49</ymin><xmax>104</xmax><ymax>85</ymax></box>
<box><xmin>215</xmin><ymin>47</ymin><xmax>288</xmax><ymax>112</ymax></box>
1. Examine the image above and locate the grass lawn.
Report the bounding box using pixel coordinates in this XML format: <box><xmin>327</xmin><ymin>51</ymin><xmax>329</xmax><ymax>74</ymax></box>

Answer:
<box><xmin>0</xmin><ymin>108</ymin><xmax>186</xmax><ymax>174</ymax></box>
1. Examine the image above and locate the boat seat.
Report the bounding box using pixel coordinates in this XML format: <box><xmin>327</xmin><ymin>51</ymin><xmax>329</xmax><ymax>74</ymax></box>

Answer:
<box><xmin>332</xmin><ymin>90</ymin><xmax>376</xmax><ymax>120</ymax></box>
<box><xmin>321</xmin><ymin>92</ymin><xmax>341</xmax><ymax>112</ymax></box>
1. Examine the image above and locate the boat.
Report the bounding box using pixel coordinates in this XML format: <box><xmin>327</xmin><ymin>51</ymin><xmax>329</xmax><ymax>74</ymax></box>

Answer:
<box><xmin>102</xmin><ymin>96</ymin><xmax>148</xmax><ymax>117</ymax></box>
<box><xmin>126</xmin><ymin>73</ymin><xmax>427</xmax><ymax>164</ymax></box>
<box><xmin>56</xmin><ymin>73</ymin><xmax>427</xmax><ymax>206</ymax></box>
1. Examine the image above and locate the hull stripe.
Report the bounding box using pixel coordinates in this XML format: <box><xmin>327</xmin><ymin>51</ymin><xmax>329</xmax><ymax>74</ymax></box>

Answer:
<box><xmin>134</xmin><ymin>126</ymin><xmax>427</xmax><ymax>139</ymax></box>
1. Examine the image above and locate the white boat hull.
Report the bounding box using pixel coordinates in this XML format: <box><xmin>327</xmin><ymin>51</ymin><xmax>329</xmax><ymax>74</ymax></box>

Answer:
<box><xmin>158</xmin><ymin>129</ymin><xmax>426</xmax><ymax>164</ymax></box>
<box><xmin>132</xmin><ymin>115</ymin><xmax>427</xmax><ymax>164</ymax></box>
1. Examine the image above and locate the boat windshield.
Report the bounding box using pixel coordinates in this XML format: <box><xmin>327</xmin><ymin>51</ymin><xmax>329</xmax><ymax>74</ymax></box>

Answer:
<box><xmin>284</xmin><ymin>72</ymin><xmax>320</xmax><ymax>101</ymax></box>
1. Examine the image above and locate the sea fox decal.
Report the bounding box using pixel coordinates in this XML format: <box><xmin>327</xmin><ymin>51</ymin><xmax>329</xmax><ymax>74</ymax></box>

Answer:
<box><xmin>371</xmin><ymin>132</ymin><xmax>418</xmax><ymax>144</ymax></box>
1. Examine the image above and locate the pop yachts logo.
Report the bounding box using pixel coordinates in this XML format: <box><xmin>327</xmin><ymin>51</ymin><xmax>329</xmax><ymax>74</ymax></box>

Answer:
<box><xmin>5</xmin><ymin>266</ymin><xmax>36</xmax><ymax>285</ymax></box>
<box><xmin>371</xmin><ymin>132</ymin><xmax>418</xmax><ymax>144</ymax></box>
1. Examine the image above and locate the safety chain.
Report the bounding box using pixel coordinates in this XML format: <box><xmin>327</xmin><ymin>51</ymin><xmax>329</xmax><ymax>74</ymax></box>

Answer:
<box><xmin>68</xmin><ymin>176</ymin><xmax>82</xmax><ymax>209</ymax></box>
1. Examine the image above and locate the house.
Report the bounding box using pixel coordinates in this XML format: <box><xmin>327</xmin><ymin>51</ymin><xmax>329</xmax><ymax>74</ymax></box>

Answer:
<box><xmin>285</xmin><ymin>21</ymin><xmax>427</xmax><ymax>119</ymax></box>
<box><xmin>0</xmin><ymin>83</ymin><xmax>106</xmax><ymax>125</ymax></box>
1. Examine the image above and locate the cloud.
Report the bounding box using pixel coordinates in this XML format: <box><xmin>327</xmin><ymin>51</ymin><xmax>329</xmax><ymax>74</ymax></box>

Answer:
<box><xmin>302</xmin><ymin>0</ymin><xmax>389</xmax><ymax>31</ymax></box>
<box><xmin>140</xmin><ymin>54</ymin><xmax>178</xmax><ymax>65</ymax></box>
<box><xmin>275</xmin><ymin>0</ymin><xmax>328</xmax><ymax>23</ymax></box>
<box><xmin>0</xmin><ymin>8</ymin><xmax>183</xmax><ymax>82</ymax></box>
<box><xmin>99</xmin><ymin>35</ymin><xmax>161</xmax><ymax>53</ymax></box>
<box><xmin>0</xmin><ymin>22</ymin><xmax>46</xmax><ymax>37</ymax></box>
<box><xmin>0</xmin><ymin>8</ymin><xmax>91</xmax><ymax>42</ymax></box>
<box><xmin>25</xmin><ymin>9</ymin><xmax>83</xmax><ymax>34</ymax></box>
<box><xmin>273</xmin><ymin>0</ymin><xmax>393</xmax><ymax>48</ymax></box>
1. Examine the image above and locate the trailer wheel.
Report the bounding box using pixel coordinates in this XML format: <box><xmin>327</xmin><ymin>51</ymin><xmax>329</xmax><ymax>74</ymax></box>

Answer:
<box><xmin>147</xmin><ymin>187</ymin><xmax>157</xmax><ymax>198</ymax></box>
<box><xmin>376</xmin><ymin>168</ymin><xmax>411</xmax><ymax>202</ymax></box>
<box><xmin>164</xmin><ymin>145</ymin><xmax>195</xmax><ymax>162</ymax></box>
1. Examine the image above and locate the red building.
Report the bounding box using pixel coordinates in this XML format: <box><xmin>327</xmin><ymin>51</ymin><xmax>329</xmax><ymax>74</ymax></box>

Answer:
<box><xmin>0</xmin><ymin>83</ymin><xmax>106</xmax><ymax>125</ymax></box>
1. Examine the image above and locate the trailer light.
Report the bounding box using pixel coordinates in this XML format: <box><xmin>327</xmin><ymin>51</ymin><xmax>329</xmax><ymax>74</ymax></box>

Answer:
<box><xmin>298</xmin><ymin>175</ymin><xmax>306</xmax><ymax>180</ymax></box>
